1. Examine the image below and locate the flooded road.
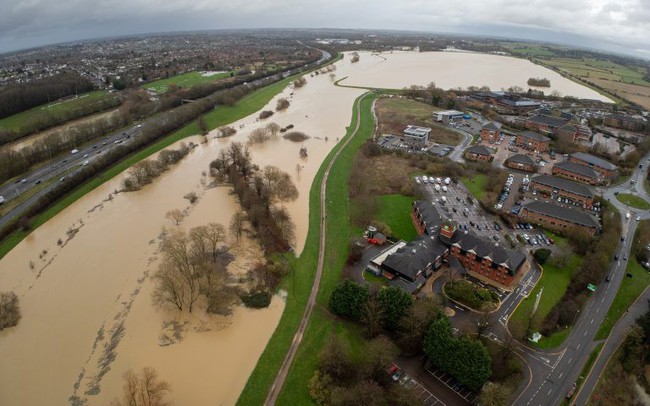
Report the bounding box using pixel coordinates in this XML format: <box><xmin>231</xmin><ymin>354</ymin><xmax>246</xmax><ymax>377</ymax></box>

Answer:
<box><xmin>0</xmin><ymin>58</ymin><xmax>364</xmax><ymax>405</ymax></box>
<box><xmin>340</xmin><ymin>51</ymin><xmax>613</xmax><ymax>102</ymax></box>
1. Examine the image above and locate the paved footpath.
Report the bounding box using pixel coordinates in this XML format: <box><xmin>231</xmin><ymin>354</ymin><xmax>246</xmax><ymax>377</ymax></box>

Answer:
<box><xmin>264</xmin><ymin>91</ymin><xmax>371</xmax><ymax>405</ymax></box>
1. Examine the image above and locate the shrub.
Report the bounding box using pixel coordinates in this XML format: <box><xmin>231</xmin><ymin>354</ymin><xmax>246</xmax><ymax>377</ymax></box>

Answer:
<box><xmin>218</xmin><ymin>126</ymin><xmax>237</xmax><ymax>138</ymax></box>
<box><xmin>0</xmin><ymin>291</ymin><xmax>20</xmax><ymax>330</ymax></box>
<box><xmin>241</xmin><ymin>291</ymin><xmax>272</xmax><ymax>308</ymax></box>
<box><xmin>293</xmin><ymin>77</ymin><xmax>307</xmax><ymax>88</ymax></box>
<box><xmin>444</xmin><ymin>280</ymin><xmax>498</xmax><ymax>311</ymax></box>
<box><xmin>258</xmin><ymin>110</ymin><xmax>274</xmax><ymax>119</ymax></box>
<box><xmin>533</xmin><ymin>248</ymin><xmax>551</xmax><ymax>264</ymax></box>
<box><xmin>276</xmin><ymin>98</ymin><xmax>290</xmax><ymax>111</ymax></box>
<box><xmin>283</xmin><ymin>131</ymin><xmax>310</xmax><ymax>142</ymax></box>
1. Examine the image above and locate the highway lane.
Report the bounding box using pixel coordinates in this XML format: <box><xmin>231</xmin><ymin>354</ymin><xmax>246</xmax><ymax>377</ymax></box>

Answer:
<box><xmin>513</xmin><ymin>152</ymin><xmax>650</xmax><ymax>406</ymax></box>
<box><xmin>573</xmin><ymin>287</ymin><xmax>650</xmax><ymax>405</ymax></box>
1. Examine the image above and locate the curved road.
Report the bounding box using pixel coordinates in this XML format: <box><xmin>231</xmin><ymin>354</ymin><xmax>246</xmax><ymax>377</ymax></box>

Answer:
<box><xmin>510</xmin><ymin>152</ymin><xmax>650</xmax><ymax>406</ymax></box>
<box><xmin>264</xmin><ymin>91</ymin><xmax>371</xmax><ymax>406</ymax></box>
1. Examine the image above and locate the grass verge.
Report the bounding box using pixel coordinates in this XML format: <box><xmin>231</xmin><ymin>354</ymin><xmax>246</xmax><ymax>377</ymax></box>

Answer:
<box><xmin>462</xmin><ymin>174</ymin><xmax>488</xmax><ymax>201</ymax></box>
<box><xmin>375</xmin><ymin>194</ymin><xmax>417</xmax><ymax>241</ymax></box>
<box><xmin>615</xmin><ymin>193</ymin><xmax>650</xmax><ymax>210</ymax></box>
<box><xmin>596</xmin><ymin>258</ymin><xmax>650</xmax><ymax>339</ymax></box>
<box><xmin>236</xmin><ymin>92</ymin><xmax>375</xmax><ymax>405</ymax></box>
<box><xmin>509</xmin><ymin>255</ymin><xmax>581</xmax><ymax>344</ymax></box>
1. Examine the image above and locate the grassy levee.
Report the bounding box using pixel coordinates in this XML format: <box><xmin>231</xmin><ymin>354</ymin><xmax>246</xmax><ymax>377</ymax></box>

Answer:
<box><xmin>236</xmin><ymin>92</ymin><xmax>375</xmax><ymax>405</ymax></box>
<box><xmin>0</xmin><ymin>59</ymin><xmax>340</xmax><ymax>260</ymax></box>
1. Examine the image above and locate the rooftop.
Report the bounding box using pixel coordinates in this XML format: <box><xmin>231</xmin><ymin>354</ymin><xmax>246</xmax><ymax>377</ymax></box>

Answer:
<box><xmin>482</xmin><ymin>122</ymin><xmax>500</xmax><ymax>131</ymax></box>
<box><xmin>465</xmin><ymin>145</ymin><xmax>493</xmax><ymax>156</ymax></box>
<box><xmin>553</xmin><ymin>161</ymin><xmax>600</xmax><ymax>180</ymax></box>
<box><xmin>571</xmin><ymin>152</ymin><xmax>617</xmax><ymax>171</ymax></box>
<box><xmin>518</xmin><ymin>130</ymin><xmax>551</xmax><ymax>143</ymax></box>
<box><xmin>531</xmin><ymin>174</ymin><xmax>594</xmax><ymax>198</ymax></box>
<box><xmin>527</xmin><ymin>114</ymin><xmax>570</xmax><ymax>128</ymax></box>
<box><xmin>404</xmin><ymin>125</ymin><xmax>432</xmax><ymax>137</ymax></box>
<box><xmin>506</xmin><ymin>153</ymin><xmax>535</xmax><ymax>166</ymax></box>
<box><xmin>523</xmin><ymin>201</ymin><xmax>600</xmax><ymax>229</ymax></box>
<box><xmin>440</xmin><ymin>230</ymin><xmax>526</xmax><ymax>273</ymax></box>
<box><xmin>382</xmin><ymin>236</ymin><xmax>447</xmax><ymax>281</ymax></box>
<box><xmin>414</xmin><ymin>200</ymin><xmax>443</xmax><ymax>234</ymax></box>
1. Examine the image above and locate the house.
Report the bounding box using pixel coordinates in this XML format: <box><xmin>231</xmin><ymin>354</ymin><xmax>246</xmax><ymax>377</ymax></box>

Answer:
<box><xmin>529</xmin><ymin>174</ymin><xmax>594</xmax><ymax>207</ymax></box>
<box><xmin>438</xmin><ymin>224</ymin><xmax>528</xmax><ymax>287</ymax></box>
<box><xmin>569</xmin><ymin>152</ymin><xmax>617</xmax><ymax>180</ymax></box>
<box><xmin>505</xmin><ymin>154</ymin><xmax>536</xmax><ymax>172</ymax></box>
<box><xmin>403</xmin><ymin>125</ymin><xmax>431</xmax><ymax>148</ymax></box>
<box><xmin>552</xmin><ymin>161</ymin><xmax>602</xmax><ymax>185</ymax></box>
<box><xmin>480</xmin><ymin>122</ymin><xmax>501</xmax><ymax>143</ymax></box>
<box><xmin>515</xmin><ymin>131</ymin><xmax>550</xmax><ymax>152</ymax></box>
<box><xmin>464</xmin><ymin>145</ymin><xmax>494</xmax><ymax>162</ymax></box>
<box><xmin>525</xmin><ymin>115</ymin><xmax>570</xmax><ymax>135</ymax></box>
<box><xmin>520</xmin><ymin>201</ymin><xmax>600</xmax><ymax>235</ymax></box>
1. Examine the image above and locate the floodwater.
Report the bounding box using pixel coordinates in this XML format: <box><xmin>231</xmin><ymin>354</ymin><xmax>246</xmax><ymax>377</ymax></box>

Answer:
<box><xmin>340</xmin><ymin>51</ymin><xmax>613</xmax><ymax>102</ymax></box>
<box><xmin>0</xmin><ymin>57</ymin><xmax>364</xmax><ymax>405</ymax></box>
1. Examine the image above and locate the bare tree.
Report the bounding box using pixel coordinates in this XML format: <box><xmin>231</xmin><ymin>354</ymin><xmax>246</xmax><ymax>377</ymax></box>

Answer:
<box><xmin>230</xmin><ymin>211</ymin><xmax>246</xmax><ymax>241</ymax></box>
<box><xmin>276</xmin><ymin>98</ymin><xmax>290</xmax><ymax>111</ymax></box>
<box><xmin>111</xmin><ymin>367</ymin><xmax>171</xmax><ymax>406</ymax></box>
<box><xmin>266</xmin><ymin>122</ymin><xmax>281</xmax><ymax>139</ymax></box>
<box><xmin>165</xmin><ymin>209</ymin><xmax>184</xmax><ymax>226</ymax></box>
<box><xmin>262</xmin><ymin>166</ymin><xmax>299</xmax><ymax>202</ymax></box>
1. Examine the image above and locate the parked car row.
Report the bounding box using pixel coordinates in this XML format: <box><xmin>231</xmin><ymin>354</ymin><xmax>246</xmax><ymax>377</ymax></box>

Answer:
<box><xmin>522</xmin><ymin>233</ymin><xmax>554</xmax><ymax>246</ymax></box>
<box><xmin>495</xmin><ymin>173</ymin><xmax>516</xmax><ymax>210</ymax></box>
<box><xmin>513</xmin><ymin>223</ymin><xmax>534</xmax><ymax>230</ymax></box>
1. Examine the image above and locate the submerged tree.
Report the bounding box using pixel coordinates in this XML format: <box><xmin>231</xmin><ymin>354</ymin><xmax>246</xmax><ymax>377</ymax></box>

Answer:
<box><xmin>110</xmin><ymin>367</ymin><xmax>171</xmax><ymax>406</ymax></box>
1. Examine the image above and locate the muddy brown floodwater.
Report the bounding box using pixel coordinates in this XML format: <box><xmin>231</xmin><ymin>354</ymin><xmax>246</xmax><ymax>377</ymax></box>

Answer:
<box><xmin>340</xmin><ymin>50</ymin><xmax>613</xmax><ymax>102</ymax></box>
<box><xmin>0</xmin><ymin>57</ymin><xmax>365</xmax><ymax>405</ymax></box>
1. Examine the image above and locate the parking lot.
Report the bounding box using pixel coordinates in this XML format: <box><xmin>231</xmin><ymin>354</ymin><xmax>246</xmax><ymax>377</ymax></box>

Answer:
<box><xmin>425</xmin><ymin>365</ymin><xmax>477</xmax><ymax>404</ymax></box>
<box><xmin>417</xmin><ymin>177</ymin><xmax>505</xmax><ymax>242</ymax></box>
<box><xmin>396</xmin><ymin>371</ymin><xmax>447</xmax><ymax>406</ymax></box>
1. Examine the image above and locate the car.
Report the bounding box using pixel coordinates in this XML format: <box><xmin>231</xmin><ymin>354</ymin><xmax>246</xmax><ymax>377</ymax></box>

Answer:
<box><xmin>621</xmin><ymin>237</ymin><xmax>625</xmax><ymax>242</ymax></box>
<box><xmin>20</xmin><ymin>179</ymin><xmax>26</xmax><ymax>183</ymax></box>
<box><xmin>83</xmin><ymin>154</ymin><xmax>89</xmax><ymax>158</ymax></box>
<box><xmin>62</xmin><ymin>159</ymin><xmax>68</xmax><ymax>163</ymax></box>
<box><xmin>452</xmin><ymin>207</ymin><xmax>457</xmax><ymax>213</ymax></box>
<box><xmin>492</xmin><ymin>235</ymin><xmax>499</xmax><ymax>241</ymax></box>
<box><xmin>615</xmin><ymin>254</ymin><xmax>619</xmax><ymax>260</ymax></box>
<box><xmin>103</xmin><ymin>142</ymin><xmax>107</xmax><ymax>146</ymax></box>
<box><xmin>60</xmin><ymin>177</ymin><xmax>66</xmax><ymax>182</ymax></box>
<box><xmin>637</xmin><ymin>216</ymin><xmax>641</xmax><ymax>221</ymax></box>
<box><xmin>35</xmin><ymin>179</ymin><xmax>41</xmax><ymax>184</ymax></box>
<box><xmin>624</xmin><ymin>256</ymin><xmax>628</xmax><ymax>261</ymax></box>
<box><xmin>92</xmin><ymin>145</ymin><xmax>98</xmax><ymax>149</ymax></box>
<box><xmin>606</xmin><ymin>274</ymin><xmax>612</xmax><ymax>282</ymax></box>
<box><xmin>470</xmin><ymin>221</ymin><xmax>476</xmax><ymax>227</ymax></box>
<box><xmin>494</xmin><ymin>223</ymin><xmax>501</xmax><ymax>231</ymax></box>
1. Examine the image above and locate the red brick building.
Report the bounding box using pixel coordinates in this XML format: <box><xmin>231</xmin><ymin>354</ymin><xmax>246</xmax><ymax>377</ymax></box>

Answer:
<box><xmin>505</xmin><ymin>153</ymin><xmax>536</xmax><ymax>172</ymax></box>
<box><xmin>515</xmin><ymin>131</ymin><xmax>550</xmax><ymax>153</ymax></box>
<box><xmin>552</xmin><ymin>161</ymin><xmax>602</xmax><ymax>185</ymax></box>
<box><xmin>480</xmin><ymin>122</ymin><xmax>500</xmax><ymax>143</ymax></box>
<box><xmin>525</xmin><ymin>115</ymin><xmax>570</xmax><ymax>135</ymax></box>
<box><xmin>520</xmin><ymin>201</ymin><xmax>600</xmax><ymax>236</ymax></box>
<box><xmin>604</xmin><ymin>114</ymin><xmax>646</xmax><ymax>132</ymax></box>
<box><xmin>530</xmin><ymin>174</ymin><xmax>594</xmax><ymax>208</ymax></box>
<box><xmin>568</xmin><ymin>152</ymin><xmax>617</xmax><ymax>180</ymax></box>
<box><xmin>439</xmin><ymin>224</ymin><xmax>528</xmax><ymax>287</ymax></box>
<box><xmin>464</xmin><ymin>145</ymin><xmax>494</xmax><ymax>162</ymax></box>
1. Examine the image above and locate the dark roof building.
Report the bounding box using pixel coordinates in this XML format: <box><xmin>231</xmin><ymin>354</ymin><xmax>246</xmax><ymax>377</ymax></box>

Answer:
<box><xmin>530</xmin><ymin>174</ymin><xmax>594</xmax><ymax>199</ymax></box>
<box><xmin>552</xmin><ymin>161</ymin><xmax>601</xmax><ymax>184</ymax></box>
<box><xmin>570</xmin><ymin>152</ymin><xmax>617</xmax><ymax>171</ymax></box>
<box><xmin>413</xmin><ymin>200</ymin><xmax>443</xmax><ymax>235</ymax></box>
<box><xmin>519</xmin><ymin>130</ymin><xmax>551</xmax><ymax>143</ymax></box>
<box><xmin>381</xmin><ymin>236</ymin><xmax>448</xmax><ymax>282</ymax></box>
<box><xmin>466</xmin><ymin>145</ymin><xmax>493</xmax><ymax>155</ymax></box>
<box><xmin>525</xmin><ymin>115</ymin><xmax>570</xmax><ymax>134</ymax></box>
<box><xmin>505</xmin><ymin>153</ymin><xmax>536</xmax><ymax>172</ymax></box>
<box><xmin>439</xmin><ymin>230</ymin><xmax>526</xmax><ymax>274</ymax></box>
<box><xmin>521</xmin><ymin>201</ymin><xmax>600</xmax><ymax>233</ymax></box>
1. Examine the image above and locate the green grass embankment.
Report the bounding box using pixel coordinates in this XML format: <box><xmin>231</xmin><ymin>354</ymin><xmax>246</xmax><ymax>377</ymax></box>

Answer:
<box><xmin>236</xmin><ymin>92</ymin><xmax>376</xmax><ymax>405</ymax></box>
<box><xmin>615</xmin><ymin>193</ymin><xmax>650</xmax><ymax>210</ymax></box>
<box><xmin>143</xmin><ymin>71</ymin><xmax>234</xmax><ymax>94</ymax></box>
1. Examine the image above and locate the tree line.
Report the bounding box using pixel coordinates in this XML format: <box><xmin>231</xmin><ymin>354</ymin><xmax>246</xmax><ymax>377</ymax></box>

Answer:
<box><xmin>209</xmin><ymin>142</ymin><xmax>298</xmax><ymax>253</ymax></box>
<box><xmin>538</xmin><ymin>199</ymin><xmax>621</xmax><ymax>336</ymax></box>
<box><xmin>328</xmin><ymin>279</ymin><xmax>492</xmax><ymax>391</ymax></box>
<box><xmin>0</xmin><ymin>71</ymin><xmax>95</xmax><ymax>119</ymax></box>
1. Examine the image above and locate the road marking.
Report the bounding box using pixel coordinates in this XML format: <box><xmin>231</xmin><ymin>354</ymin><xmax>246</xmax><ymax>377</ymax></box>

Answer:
<box><xmin>559</xmin><ymin>372</ymin><xmax>563</xmax><ymax>379</ymax></box>
<box><xmin>576</xmin><ymin>344</ymin><xmax>580</xmax><ymax>350</ymax></box>
<box><xmin>590</xmin><ymin>318</ymin><xmax>594</xmax><ymax>325</ymax></box>
<box><xmin>584</xmin><ymin>330</ymin><xmax>588</xmax><ymax>337</ymax></box>
<box><xmin>547</xmin><ymin>389</ymin><xmax>553</xmax><ymax>396</ymax></box>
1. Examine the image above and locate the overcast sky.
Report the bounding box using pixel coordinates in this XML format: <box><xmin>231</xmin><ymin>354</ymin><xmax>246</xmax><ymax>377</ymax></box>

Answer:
<box><xmin>1</xmin><ymin>0</ymin><xmax>649</xmax><ymax>58</ymax></box>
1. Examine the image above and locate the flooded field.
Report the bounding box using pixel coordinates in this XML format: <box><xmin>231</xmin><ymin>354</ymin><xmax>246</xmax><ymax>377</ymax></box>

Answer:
<box><xmin>0</xmin><ymin>58</ymin><xmax>364</xmax><ymax>405</ymax></box>
<box><xmin>340</xmin><ymin>51</ymin><xmax>613</xmax><ymax>102</ymax></box>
